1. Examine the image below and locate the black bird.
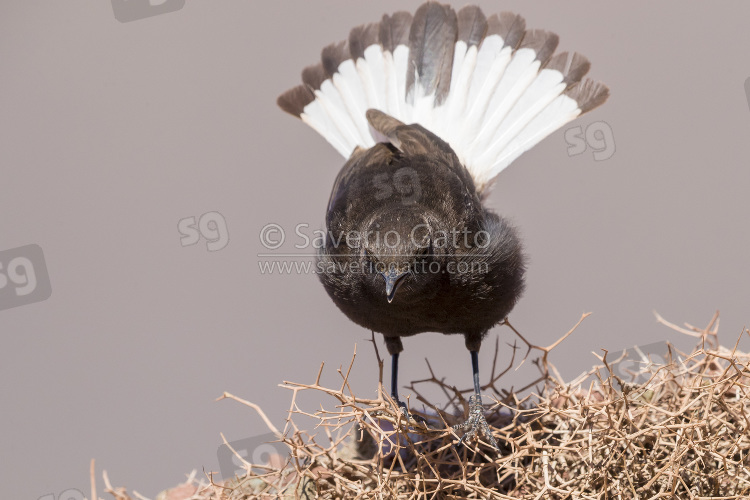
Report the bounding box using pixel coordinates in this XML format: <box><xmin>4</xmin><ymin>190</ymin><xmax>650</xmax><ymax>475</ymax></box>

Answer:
<box><xmin>278</xmin><ymin>2</ymin><xmax>608</xmax><ymax>447</ymax></box>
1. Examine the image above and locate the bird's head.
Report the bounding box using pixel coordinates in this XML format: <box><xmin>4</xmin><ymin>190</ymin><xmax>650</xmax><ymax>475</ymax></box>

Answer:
<box><xmin>359</xmin><ymin>207</ymin><xmax>443</xmax><ymax>304</ymax></box>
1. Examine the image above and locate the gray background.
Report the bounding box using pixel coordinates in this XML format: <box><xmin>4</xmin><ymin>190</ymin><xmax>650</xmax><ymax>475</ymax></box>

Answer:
<box><xmin>2</xmin><ymin>1</ymin><xmax>750</xmax><ymax>498</ymax></box>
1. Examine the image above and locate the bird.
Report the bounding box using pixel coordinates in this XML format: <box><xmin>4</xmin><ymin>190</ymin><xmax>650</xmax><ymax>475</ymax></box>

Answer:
<box><xmin>277</xmin><ymin>1</ymin><xmax>608</xmax><ymax>448</ymax></box>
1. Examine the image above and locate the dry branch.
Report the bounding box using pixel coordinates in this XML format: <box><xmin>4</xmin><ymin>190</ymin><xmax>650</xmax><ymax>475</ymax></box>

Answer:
<box><xmin>102</xmin><ymin>313</ymin><xmax>750</xmax><ymax>499</ymax></box>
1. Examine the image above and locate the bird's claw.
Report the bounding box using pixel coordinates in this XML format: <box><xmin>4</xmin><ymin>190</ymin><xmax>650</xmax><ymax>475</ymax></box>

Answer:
<box><xmin>372</xmin><ymin>398</ymin><xmax>429</xmax><ymax>427</ymax></box>
<box><xmin>395</xmin><ymin>400</ymin><xmax>428</xmax><ymax>426</ymax></box>
<box><xmin>453</xmin><ymin>395</ymin><xmax>499</xmax><ymax>450</ymax></box>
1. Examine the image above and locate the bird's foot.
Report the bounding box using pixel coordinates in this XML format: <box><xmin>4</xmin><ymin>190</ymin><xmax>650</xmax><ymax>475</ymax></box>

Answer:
<box><xmin>381</xmin><ymin>397</ymin><xmax>427</xmax><ymax>427</ymax></box>
<box><xmin>396</xmin><ymin>399</ymin><xmax>428</xmax><ymax>426</ymax></box>
<box><xmin>453</xmin><ymin>395</ymin><xmax>499</xmax><ymax>450</ymax></box>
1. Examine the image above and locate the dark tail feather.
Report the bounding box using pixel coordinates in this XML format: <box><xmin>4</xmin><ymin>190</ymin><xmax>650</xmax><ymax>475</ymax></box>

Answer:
<box><xmin>406</xmin><ymin>2</ymin><xmax>458</xmax><ymax>105</ymax></box>
<box><xmin>380</xmin><ymin>11</ymin><xmax>413</xmax><ymax>52</ymax></box>
<box><xmin>546</xmin><ymin>51</ymin><xmax>591</xmax><ymax>87</ymax></box>
<box><xmin>277</xmin><ymin>85</ymin><xmax>314</xmax><ymax>117</ymax></box>
<box><xmin>519</xmin><ymin>29</ymin><xmax>559</xmax><ymax>66</ymax></box>
<box><xmin>457</xmin><ymin>5</ymin><xmax>487</xmax><ymax>47</ymax></box>
<box><xmin>276</xmin><ymin>1</ymin><xmax>610</xmax><ymax>184</ymax></box>
<box><xmin>301</xmin><ymin>63</ymin><xmax>328</xmax><ymax>92</ymax></box>
<box><xmin>349</xmin><ymin>22</ymin><xmax>381</xmax><ymax>60</ymax></box>
<box><xmin>321</xmin><ymin>40</ymin><xmax>350</xmax><ymax>77</ymax></box>
<box><xmin>487</xmin><ymin>12</ymin><xmax>526</xmax><ymax>48</ymax></box>
<box><xmin>565</xmin><ymin>79</ymin><xmax>610</xmax><ymax>113</ymax></box>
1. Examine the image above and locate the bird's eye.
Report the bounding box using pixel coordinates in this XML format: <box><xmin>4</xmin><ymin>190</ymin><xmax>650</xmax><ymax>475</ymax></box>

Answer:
<box><xmin>416</xmin><ymin>240</ymin><xmax>431</xmax><ymax>258</ymax></box>
<box><xmin>410</xmin><ymin>242</ymin><xmax>431</xmax><ymax>274</ymax></box>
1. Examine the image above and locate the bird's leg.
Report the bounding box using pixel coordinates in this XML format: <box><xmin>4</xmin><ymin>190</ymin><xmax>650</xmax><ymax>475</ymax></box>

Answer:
<box><xmin>390</xmin><ymin>352</ymin><xmax>405</xmax><ymax>410</ymax></box>
<box><xmin>385</xmin><ymin>336</ymin><xmax>425</xmax><ymax>424</ymax></box>
<box><xmin>453</xmin><ymin>350</ymin><xmax>499</xmax><ymax>450</ymax></box>
<box><xmin>389</xmin><ymin>352</ymin><xmax>425</xmax><ymax>423</ymax></box>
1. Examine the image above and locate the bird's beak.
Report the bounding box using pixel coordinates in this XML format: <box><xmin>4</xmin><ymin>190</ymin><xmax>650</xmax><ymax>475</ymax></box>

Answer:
<box><xmin>381</xmin><ymin>269</ymin><xmax>409</xmax><ymax>303</ymax></box>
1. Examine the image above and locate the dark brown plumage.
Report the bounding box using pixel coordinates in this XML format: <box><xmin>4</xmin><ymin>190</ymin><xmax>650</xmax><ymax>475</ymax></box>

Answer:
<box><xmin>319</xmin><ymin>110</ymin><xmax>525</xmax><ymax>354</ymax></box>
<box><xmin>456</xmin><ymin>6</ymin><xmax>487</xmax><ymax>47</ymax></box>
<box><xmin>276</xmin><ymin>1</ymin><xmax>609</xmax><ymax>449</ymax></box>
<box><xmin>405</xmin><ymin>2</ymin><xmax>457</xmax><ymax>105</ymax></box>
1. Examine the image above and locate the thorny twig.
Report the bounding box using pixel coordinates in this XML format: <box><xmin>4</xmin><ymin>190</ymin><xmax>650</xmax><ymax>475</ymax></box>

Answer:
<box><xmin>102</xmin><ymin>312</ymin><xmax>750</xmax><ymax>499</ymax></box>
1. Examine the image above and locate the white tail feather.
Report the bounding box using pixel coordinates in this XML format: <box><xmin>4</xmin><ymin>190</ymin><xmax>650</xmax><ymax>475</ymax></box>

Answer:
<box><xmin>291</xmin><ymin>11</ymin><xmax>607</xmax><ymax>192</ymax></box>
<box><xmin>301</xmin><ymin>100</ymin><xmax>350</xmax><ymax>157</ymax></box>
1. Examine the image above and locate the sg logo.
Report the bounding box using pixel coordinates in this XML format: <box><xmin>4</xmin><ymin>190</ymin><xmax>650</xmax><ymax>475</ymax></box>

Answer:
<box><xmin>565</xmin><ymin>121</ymin><xmax>616</xmax><ymax>161</ymax></box>
<box><xmin>0</xmin><ymin>244</ymin><xmax>52</xmax><ymax>312</ymax></box>
<box><xmin>38</xmin><ymin>489</ymin><xmax>84</xmax><ymax>500</ymax></box>
<box><xmin>609</xmin><ymin>341</ymin><xmax>686</xmax><ymax>389</ymax></box>
<box><xmin>217</xmin><ymin>433</ymin><xmax>288</xmax><ymax>482</ymax></box>
<box><xmin>178</xmin><ymin>211</ymin><xmax>230</xmax><ymax>252</ymax></box>
<box><xmin>373</xmin><ymin>167</ymin><xmax>422</xmax><ymax>205</ymax></box>
<box><xmin>111</xmin><ymin>0</ymin><xmax>185</xmax><ymax>23</ymax></box>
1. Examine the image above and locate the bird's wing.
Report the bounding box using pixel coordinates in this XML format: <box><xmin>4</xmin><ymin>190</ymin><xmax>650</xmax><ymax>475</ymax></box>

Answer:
<box><xmin>278</xmin><ymin>2</ymin><xmax>608</xmax><ymax>194</ymax></box>
<box><xmin>324</xmin><ymin>143</ymin><xmax>393</xmax><ymax>220</ymax></box>
<box><xmin>365</xmin><ymin>109</ymin><xmax>478</xmax><ymax>194</ymax></box>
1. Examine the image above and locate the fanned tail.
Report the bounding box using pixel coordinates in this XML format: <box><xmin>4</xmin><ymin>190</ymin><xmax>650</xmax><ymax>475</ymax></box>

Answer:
<box><xmin>277</xmin><ymin>1</ymin><xmax>609</xmax><ymax>193</ymax></box>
